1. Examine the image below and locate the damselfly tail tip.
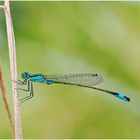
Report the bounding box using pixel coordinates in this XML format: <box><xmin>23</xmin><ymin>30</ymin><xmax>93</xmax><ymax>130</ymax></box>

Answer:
<box><xmin>118</xmin><ymin>93</ymin><xmax>130</xmax><ymax>102</ymax></box>
<box><xmin>112</xmin><ymin>92</ymin><xmax>130</xmax><ymax>102</ymax></box>
<box><xmin>124</xmin><ymin>95</ymin><xmax>130</xmax><ymax>102</ymax></box>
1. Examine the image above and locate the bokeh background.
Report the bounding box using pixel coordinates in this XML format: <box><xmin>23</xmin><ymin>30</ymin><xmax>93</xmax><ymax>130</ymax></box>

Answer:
<box><xmin>0</xmin><ymin>1</ymin><xmax>140</xmax><ymax>139</ymax></box>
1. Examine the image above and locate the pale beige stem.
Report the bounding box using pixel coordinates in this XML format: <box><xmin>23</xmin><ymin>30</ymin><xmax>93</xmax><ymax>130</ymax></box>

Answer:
<box><xmin>4</xmin><ymin>0</ymin><xmax>23</xmax><ymax>139</ymax></box>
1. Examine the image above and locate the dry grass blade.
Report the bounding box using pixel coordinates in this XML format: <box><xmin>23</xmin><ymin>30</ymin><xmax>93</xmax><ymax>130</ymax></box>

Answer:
<box><xmin>0</xmin><ymin>64</ymin><xmax>15</xmax><ymax>138</ymax></box>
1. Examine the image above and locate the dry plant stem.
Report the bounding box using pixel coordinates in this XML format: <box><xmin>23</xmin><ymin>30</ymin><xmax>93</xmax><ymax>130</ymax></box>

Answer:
<box><xmin>0</xmin><ymin>64</ymin><xmax>15</xmax><ymax>138</ymax></box>
<box><xmin>4</xmin><ymin>1</ymin><xmax>23</xmax><ymax>139</ymax></box>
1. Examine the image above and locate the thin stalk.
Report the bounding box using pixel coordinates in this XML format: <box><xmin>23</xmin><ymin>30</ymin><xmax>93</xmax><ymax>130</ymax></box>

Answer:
<box><xmin>0</xmin><ymin>63</ymin><xmax>15</xmax><ymax>138</ymax></box>
<box><xmin>3</xmin><ymin>1</ymin><xmax>23</xmax><ymax>139</ymax></box>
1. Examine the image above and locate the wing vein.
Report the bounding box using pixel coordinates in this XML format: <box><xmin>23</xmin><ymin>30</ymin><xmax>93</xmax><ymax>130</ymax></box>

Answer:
<box><xmin>44</xmin><ymin>73</ymin><xmax>103</xmax><ymax>87</ymax></box>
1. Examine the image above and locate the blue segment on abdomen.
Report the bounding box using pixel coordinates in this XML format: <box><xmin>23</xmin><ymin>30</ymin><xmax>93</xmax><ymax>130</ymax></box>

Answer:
<box><xmin>114</xmin><ymin>93</ymin><xmax>129</xmax><ymax>102</ymax></box>
<box><xmin>30</xmin><ymin>74</ymin><xmax>55</xmax><ymax>84</ymax></box>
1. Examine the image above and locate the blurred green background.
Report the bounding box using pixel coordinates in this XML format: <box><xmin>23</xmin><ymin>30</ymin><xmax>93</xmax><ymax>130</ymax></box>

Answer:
<box><xmin>0</xmin><ymin>1</ymin><xmax>140</xmax><ymax>139</ymax></box>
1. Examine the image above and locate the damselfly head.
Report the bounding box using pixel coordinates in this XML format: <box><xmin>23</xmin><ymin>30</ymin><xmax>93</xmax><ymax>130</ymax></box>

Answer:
<box><xmin>21</xmin><ymin>72</ymin><xmax>30</xmax><ymax>79</ymax></box>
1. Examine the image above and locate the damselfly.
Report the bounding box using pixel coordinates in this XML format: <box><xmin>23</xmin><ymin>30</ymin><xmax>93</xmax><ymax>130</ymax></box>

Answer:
<box><xmin>16</xmin><ymin>72</ymin><xmax>130</xmax><ymax>104</ymax></box>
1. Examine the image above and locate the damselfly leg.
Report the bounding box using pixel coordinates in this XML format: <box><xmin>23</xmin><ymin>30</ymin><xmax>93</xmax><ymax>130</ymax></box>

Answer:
<box><xmin>15</xmin><ymin>80</ymin><xmax>34</xmax><ymax>104</ymax></box>
<box><xmin>20</xmin><ymin>81</ymin><xmax>34</xmax><ymax>104</ymax></box>
<box><xmin>15</xmin><ymin>79</ymin><xmax>27</xmax><ymax>85</ymax></box>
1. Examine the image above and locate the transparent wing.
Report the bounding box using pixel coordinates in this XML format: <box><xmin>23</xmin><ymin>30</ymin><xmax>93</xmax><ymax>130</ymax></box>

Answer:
<box><xmin>44</xmin><ymin>73</ymin><xmax>103</xmax><ymax>87</ymax></box>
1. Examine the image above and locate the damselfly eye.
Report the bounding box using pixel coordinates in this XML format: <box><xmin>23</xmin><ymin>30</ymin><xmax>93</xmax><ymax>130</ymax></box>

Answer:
<box><xmin>21</xmin><ymin>72</ymin><xmax>29</xmax><ymax>79</ymax></box>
